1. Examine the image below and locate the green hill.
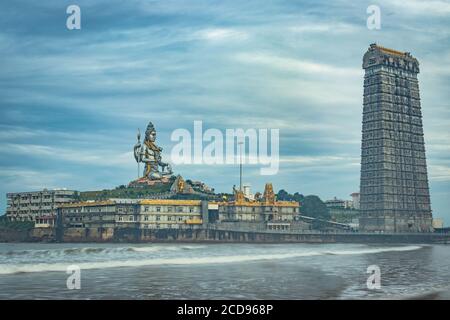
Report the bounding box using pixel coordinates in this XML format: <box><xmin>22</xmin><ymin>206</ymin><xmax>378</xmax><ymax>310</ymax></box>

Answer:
<box><xmin>78</xmin><ymin>182</ymin><xmax>173</xmax><ymax>201</ymax></box>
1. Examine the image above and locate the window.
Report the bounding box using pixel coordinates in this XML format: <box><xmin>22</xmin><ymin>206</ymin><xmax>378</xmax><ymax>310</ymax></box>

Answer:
<box><xmin>118</xmin><ymin>216</ymin><xmax>123</xmax><ymax>221</ymax></box>
<box><xmin>144</xmin><ymin>215</ymin><xmax>148</xmax><ymax>221</ymax></box>
<box><xmin>156</xmin><ymin>215</ymin><xmax>160</xmax><ymax>221</ymax></box>
<box><xmin>129</xmin><ymin>215</ymin><xmax>134</xmax><ymax>222</ymax></box>
<box><xmin>189</xmin><ymin>207</ymin><xmax>194</xmax><ymax>213</ymax></box>
<box><xmin>168</xmin><ymin>216</ymin><xmax>172</xmax><ymax>221</ymax></box>
<box><xmin>144</xmin><ymin>206</ymin><xmax>149</xmax><ymax>212</ymax></box>
<box><xmin>168</xmin><ymin>207</ymin><xmax>173</xmax><ymax>212</ymax></box>
<box><xmin>177</xmin><ymin>207</ymin><xmax>183</xmax><ymax>213</ymax></box>
<box><xmin>156</xmin><ymin>207</ymin><xmax>161</xmax><ymax>212</ymax></box>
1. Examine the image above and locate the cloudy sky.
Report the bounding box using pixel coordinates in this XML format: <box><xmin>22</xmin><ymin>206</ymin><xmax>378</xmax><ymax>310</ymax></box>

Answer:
<box><xmin>0</xmin><ymin>0</ymin><xmax>449</xmax><ymax>225</ymax></box>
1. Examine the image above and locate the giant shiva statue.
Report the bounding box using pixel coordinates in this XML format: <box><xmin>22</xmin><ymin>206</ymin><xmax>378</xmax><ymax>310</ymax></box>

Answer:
<box><xmin>134</xmin><ymin>121</ymin><xmax>173</xmax><ymax>180</ymax></box>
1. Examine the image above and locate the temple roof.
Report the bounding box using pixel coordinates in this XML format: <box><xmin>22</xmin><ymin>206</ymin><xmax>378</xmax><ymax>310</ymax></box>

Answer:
<box><xmin>363</xmin><ymin>43</ymin><xmax>419</xmax><ymax>72</ymax></box>
<box><xmin>372</xmin><ymin>44</ymin><xmax>408</xmax><ymax>57</ymax></box>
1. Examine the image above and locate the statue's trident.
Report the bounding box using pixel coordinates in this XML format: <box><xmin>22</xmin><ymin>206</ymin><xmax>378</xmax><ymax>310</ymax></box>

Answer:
<box><xmin>137</xmin><ymin>128</ymin><xmax>141</xmax><ymax>179</ymax></box>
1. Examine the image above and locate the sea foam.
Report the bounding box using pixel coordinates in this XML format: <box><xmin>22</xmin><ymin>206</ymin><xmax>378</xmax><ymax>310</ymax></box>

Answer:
<box><xmin>0</xmin><ymin>245</ymin><xmax>422</xmax><ymax>275</ymax></box>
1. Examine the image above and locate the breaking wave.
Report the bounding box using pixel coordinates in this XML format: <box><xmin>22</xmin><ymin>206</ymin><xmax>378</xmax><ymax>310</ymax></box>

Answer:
<box><xmin>1</xmin><ymin>245</ymin><xmax>206</xmax><ymax>257</ymax></box>
<box><xmin>0</xmin><ymin>245</ymin><xmax>422</xmax><ymax>275</ymax></box>
<box><xmin>324</xmin><ymin>245</ymin><xmax>423</xmax><ymax>256</ymax></box>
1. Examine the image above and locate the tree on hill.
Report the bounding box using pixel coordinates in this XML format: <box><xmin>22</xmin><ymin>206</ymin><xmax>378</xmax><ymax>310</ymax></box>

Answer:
<box><xmin>301</xmin><ymin>195</ymin><xmax>330</xmax><ymax>220</ymax></box>
<box><xmin>276</xmin><ymin>189</ymin><xmax>304</xmax><ymax>202</ymax></box>
<box><xmin>276</xmin><ymin>189</ymin><xmax>291</xmax><ymax>201</ymax></box>
<box><xmin>276</xmin><ymin>190</ymin><xmax>329</xmax><ymax>220</ymax></box>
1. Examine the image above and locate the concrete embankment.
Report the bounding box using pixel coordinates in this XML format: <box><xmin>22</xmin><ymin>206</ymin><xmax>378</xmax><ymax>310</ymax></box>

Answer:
<box><xmin>1</xmin><ymin>226</ymin><xmax>449</xmax><ymax>243</ymax></box>
<box><xmin>60</xmin><ymin>227</ymin><xmax>450</xmax><ymax>244</ymax></box>
<box><xmin>0</xmin><ymin>227</ymin><xmax>30</xmax><ymax>242</ymax></box>
<box><xmin>0</xmin><ymin>227</ymin><xmax>55</xmax><ymax>242</ymax></box>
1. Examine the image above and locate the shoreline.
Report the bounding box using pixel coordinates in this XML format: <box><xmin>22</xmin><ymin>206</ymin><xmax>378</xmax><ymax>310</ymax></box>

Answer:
<box><xmin>0</xmin><ymin>230</ymin><xmax>449</xmax><ymax>245</ymax></box>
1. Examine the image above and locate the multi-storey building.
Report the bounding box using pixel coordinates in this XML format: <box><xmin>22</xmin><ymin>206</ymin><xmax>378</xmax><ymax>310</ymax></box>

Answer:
<box><xmin>58</xmin><ymin>199</ymin><xmax>206</xmax><ymax>231</ymax></box>
<box><xmin>360</xmin><ymin>44</ymin><xmax>433</xmax><ymax>232</ymax></box>
<box><xmin>325</xmin><ymin>197</ymin><xmax>354</xmax><ymax>209</ymax></box>
<box><xmin>139</xmin><ymin>199</ymin><xmax>206</xmax><ymax>229</ymax></box>
<box><xmin>6</xmin><ymin>189</ymin><xmax>78</xmax><ymax>222</ymax></box>
<box><xmin>325</xmin><ymin>197</ymin><xmax>359</xmax><ymax>225</ymax></box>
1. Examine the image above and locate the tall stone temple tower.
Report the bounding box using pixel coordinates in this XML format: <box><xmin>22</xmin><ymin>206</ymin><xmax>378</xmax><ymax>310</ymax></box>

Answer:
<box><xmin>359</xmin><ymin>44</ymin><xmax>433</xmax><ymax>233</ymax></box>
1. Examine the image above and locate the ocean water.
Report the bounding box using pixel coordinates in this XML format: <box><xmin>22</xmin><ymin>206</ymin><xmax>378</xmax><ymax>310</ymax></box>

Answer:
<box><xmin>0</xmin><ymin>242</ymin><xmax>449</xmax><ymax>299</ymax></box>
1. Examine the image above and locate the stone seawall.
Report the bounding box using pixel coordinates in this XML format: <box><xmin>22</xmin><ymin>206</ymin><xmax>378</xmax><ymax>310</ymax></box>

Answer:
<box><xmin>57</xmin><ymin>227</ymin><xmax>450</xmax><ymax>244</ymax></box>
<box><xmin>62</xmin><ymin>227</ymin><xmax>115</xmax><ymax>242</ymax></box>
<box><xmin>29</xmin><ymin>227</ymin><xmax>55</xmax><ymax>242</ymax></box>
<box><xmin>2</xmin><ymin>226</ymin><xmax>449</xmax><ymax>243</ymax></box>
<box><xmin>0</xmin><ymin>228</ymin><xmax>30</xmax><ymax>242</ymax></box>
<box><xmin>0</xmin><ymin>227</ymin><xmax>55</xmax><ymax>242</ymax></box>
<box><xmin>202</xmin><ymin>229</ymin><xmax>450</xmax><ymax>244</ymax></box>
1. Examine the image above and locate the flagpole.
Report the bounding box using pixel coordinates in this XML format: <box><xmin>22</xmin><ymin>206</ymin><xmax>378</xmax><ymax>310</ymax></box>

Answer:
<box><xmin>239</xmin><ymin>141</ymin><xmax>243</xmax><ymax>192</ymax></box>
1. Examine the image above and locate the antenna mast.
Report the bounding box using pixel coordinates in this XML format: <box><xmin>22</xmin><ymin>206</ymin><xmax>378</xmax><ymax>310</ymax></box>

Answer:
<box><xmin>238</xmin><ymin>141</ymin><xmax>243</xmax><ymax>191</ymax></box>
